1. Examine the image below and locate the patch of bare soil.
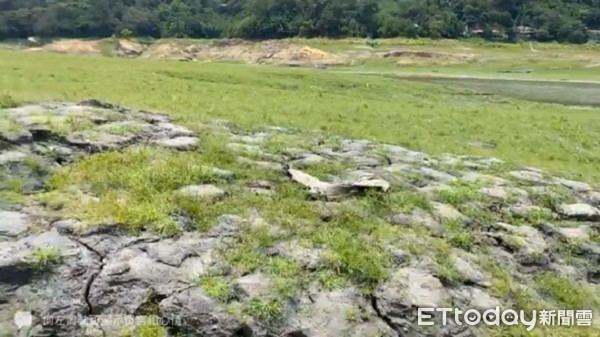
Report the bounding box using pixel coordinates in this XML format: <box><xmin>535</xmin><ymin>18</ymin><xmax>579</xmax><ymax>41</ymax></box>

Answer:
<box><xmin>383</xmin><ymin>50</ymin><xmax>477</xmax><ymax>65</ymax></box>
<box><xmin>29</xmin><ymin>39</ymin><xmax>100</xmax><ymax>54</ymax></box>
<box><xmin>142</xmin><ymin>39</ymin><xmax>342</xmax><ymax>65</ymax></box>
<box><xmin>115</xmin><ymin>39</ymin><xmax>144</xmax><ymax>57</ymax></box>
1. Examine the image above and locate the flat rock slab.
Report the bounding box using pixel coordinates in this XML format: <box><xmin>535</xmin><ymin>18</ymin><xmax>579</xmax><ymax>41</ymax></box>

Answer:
<box><xmin>557</xmin><ymin>203</ymin><xmax>600</xmax><ymax>221</ymax></box>
<box><xmin>153</xmin><ymin>136</ymin><xmax>199</xmax><ymax>150</ymax></box>
<box><xmin>177</xmin><ymin>184</ymin><xmax>225</xmax><ymax>200</ymax></box>
<box><xmin>0</xmin><ymin>211</ymin><xmax>28</xmax><ymax>237</ymax></box>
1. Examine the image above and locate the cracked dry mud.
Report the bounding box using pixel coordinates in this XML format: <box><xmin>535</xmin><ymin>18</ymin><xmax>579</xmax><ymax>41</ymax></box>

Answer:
<box><xmin>1</xmin><ymin>100</ymin><xmax>599</xmax><ymax>336</ymax></box>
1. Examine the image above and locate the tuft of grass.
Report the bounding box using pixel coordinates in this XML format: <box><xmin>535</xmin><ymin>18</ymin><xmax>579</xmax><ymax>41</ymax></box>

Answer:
<box><xmin>0</xmin><ymin>93</ymin><xmax>20</xmax><ymax>109</ymax></box>
<box><xmin>303</xmin><ymin>160</ymin><xmax>351</xmax><ymax>180</ymax></box>
<box><xmin>198</xmin><ymin>276</ymin><xmax>233</xmax><ymax>302</ymax></box>
<box><xmin>534</xmin><ymin>272</ymin><xmax>600</xmax><ymax>310</ymax></box>
<box><xmin>432</xmin><ymin>241</ymin><xmax>464</xmax><ymax>285</ymax></box>
<box><xmin>243</xmin><ymin>297</ymin><xmax>285</xmax><ymax>322</ymax></box>
<box><xmin>444</xmin><ymin>219</ymin><xmax>474</xmax><ymax>251</ymax></box>
<box><xmin>25</xmin><ymin>247</ymin><xmax>63</xmax><ymax>271</ymax></box>
<box><xmin>530</xmin><ymin>186</ymin><xmax>576</xmax><ymax>211</ymax></box>
<box><xmin>322</xmin><ymin>230</ymin><xmax>389</xmax><ymax>292</ymax></box>
<box><xmin>436</xmin><ymin>181</ymin><xmax>481</xmax><ymax>207</ymax></box>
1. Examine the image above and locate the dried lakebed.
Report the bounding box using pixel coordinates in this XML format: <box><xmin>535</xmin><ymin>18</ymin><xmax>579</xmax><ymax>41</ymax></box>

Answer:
<box><xmin>1</xmin><ymin>101</ymin><xmax>599</xmax><ymax>336</ymax></box>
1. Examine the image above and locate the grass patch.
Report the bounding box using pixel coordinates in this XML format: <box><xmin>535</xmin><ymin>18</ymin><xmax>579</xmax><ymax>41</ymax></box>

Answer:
<box><xmin>198</xmin><ymin>276</ymin><xmax>233</xmax><ymax>302</ymax></box>
<box><xmin>436</xmin><ymin>181</ymin><xmax>481</xmax><ymax>207</ymax></box>
<box><xmin>0</xmin><ymin>93</ymin><xmax>20</xmax><ymax>109</ymax></box>
<box><xmin>530</xmin><ymin>186</ymin><xmax>576</xmax><ymax>211</ymax></box>
<box><xmin>535</xmin><ymin>272</ymin><xmax>600</xmax><ymax>310</ymax></box>
<box><xmin>25</xmin><ymin>247</ymin><xmax>62</xmax><ymax>271</ymax></box>
<box><xmin>3</xmin><ymin>50</ymin><xmax>600</xmax><ymax>182</ymax></box>
<box><xmin>243</xmin><ymin>297</ymin><xmax>285</xmax><ymax>322</ymax></box>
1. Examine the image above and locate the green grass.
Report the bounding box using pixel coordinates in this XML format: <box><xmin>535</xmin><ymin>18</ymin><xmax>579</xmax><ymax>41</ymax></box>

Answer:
<box><xmin>26</xmin><ymin>247</ymin><xmax>62</xmax><ymax>271</ymax></box>
<box><xmin>436</xmin><ymin>181</ymin><xmax>482</xmax><ymax>207</ymax></box>
<box><xmin>243</xmin><ymin>297</ymin><xmax>285</xmax><ymax>322</ymax></box>
<box><xmin>535</xmin><ymin>272</ymin><xmax>600</xmax><ymax>310</ymax></box>
<box><xmin>2</xmin><ymin>50</ymin><xmax>600</xmax><ymax>182</ymax></box>
<box><xmin>198</xmin><ymin>276</ymin><xmax>234</xmax><ymax>302</ymax></box>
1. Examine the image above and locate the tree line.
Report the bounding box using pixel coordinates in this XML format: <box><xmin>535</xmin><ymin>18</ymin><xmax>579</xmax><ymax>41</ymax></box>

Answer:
<box><xmin>1</xmin><ymin>0</ymin><xmax>599</xmax><ymax>43</ymax></box>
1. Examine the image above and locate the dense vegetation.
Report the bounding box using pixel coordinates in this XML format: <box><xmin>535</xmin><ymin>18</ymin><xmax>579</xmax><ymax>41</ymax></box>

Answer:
<box><xmin>1</xmin><ymin>0</ymin><xmax>599</xmax><ymax>43</ymax></box>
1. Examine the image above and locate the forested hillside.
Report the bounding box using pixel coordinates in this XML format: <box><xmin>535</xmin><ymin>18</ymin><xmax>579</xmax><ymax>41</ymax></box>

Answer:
<box><xmin>1</xmin><ymin>0</ymin><xmax>599</xmax><ymax>43</ymax></box>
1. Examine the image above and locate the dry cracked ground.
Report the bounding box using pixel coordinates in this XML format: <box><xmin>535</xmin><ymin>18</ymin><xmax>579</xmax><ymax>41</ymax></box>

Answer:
<box><xmin>1</xmin><ymin>101</ymin><xmax>600</xmax><ymax>337</ymax></box>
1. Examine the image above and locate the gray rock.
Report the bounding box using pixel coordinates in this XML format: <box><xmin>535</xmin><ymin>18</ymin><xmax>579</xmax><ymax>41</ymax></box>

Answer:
<box><xmin>341</xmin><ymin>139</ymin><xmax>371</xmax><ymax>153</ymax></box>
<box><xmin>390</xmin><ymin>209</ymin><xmax>444</xmax><ymax>234</ymax></box>
<box><xmin>207</xmin><ymin>215</ymin><xmax>244</xmax><ymax>238</ymax></box>
<box><xmin>160</xmin><ymin>287</ymin><xmax>250</xmax><ymax>337</ymax></box>
<box><xmin>0</xmin><ymin>211</ymin><xmax>28</xmax><ymax>237</ymax></box>
<box><xmin>453</xmin><ymin>255</ymin><xmax>491</xmax><ymax>288</ymax></box>
<box><xmin>234</xmin><ymin>273</ymin><xmax>271</xmax><ymax>298</ymax></box>
<box><xmin>246</xmin><ymin>180</ymin><xmax>276</xmax><ymax>195</ymax></box>
<box><xmin>177</xmin><ymin>184</ymin><xmax>225</xmax><ymax>200</ymax></box>
<box><xmin>553</xmin><ymin>178</ymin><xmax>592</xmax><ymax>192</ymax></box>
<box><xmin>286</xmin><ymin>287</ymin><xmax>393</xmax><ymax>337</ymax></box>
<box><xmin>557</xmin><ymin>203</ymin><xmax>600</xmax><ymax>221</ymax></box>
<box><xmin>375</xmin><ymin>268</ymin><xmax>447</xmax><ymax>332</ymax></box>
<box><xmin>432</xmin><ymin>202</ymin><xmax>465</xmax><ymax>222</ymax></box>
<box><xmin>88</xmin><ymin>247</ymin><xmax>186</xmax><ymax>314</ymax></box>
<box><xmin>287</xmin><ymin>168</ymin><xmax>390</xmax><ymax>199</ymax></box>
<box><xmin>212</xmin><ymin>168</ymin><xmax>235</xmax><ymax>179</ymax></box>
<box><xmin>556</xmin><ymin>225</ymin><xmax>591</xmax><ymax>241</ymax></box>
<box><xmin>509</xmin><ymin>170</ymin><xmax>547</xmax><ymax>184</ymax></box>
<box><xmin>480</xmin><ymin>186</ymin><xmax>528</xmax><ymax>201</ymax></box>
<box><xmin>351</xmin><ymin>156</ymin><xmax>381</xmax><ymax>168</ymax></box>
<box><xmin>461</xmin><ymin>172</ymin><xmax>508</xmax><ymax>186</ymax></box>
<box><xmin>386</xmin><ymin>145</ymin><xmax>430</xmax><ymax>164</ymax></box>
<box><xmin>274</xmin><ymin>240</ymin><xmax>323</xmax><ymax>270</ymax></box>
<box><xmin>419</xmin><ymin>167</ymin><xmax>456</xmax><ymax>182</ymax></box>
<box><xmin>227</xmin><ymin>142</ymin><xmax>261</xmax><ymax>153</ymax></box>
<box><xmin>449</xmin><ymin>287</ymin><xmax>500</xmax><ymax>310</ymax></box>
<box><xmin>153</xmin><ymin>136</ymin><xmax>199</xmax><ymax>150</ymax></box>
<box><xmin>0</xmin><ymin>151</ymin><xmax>28</xmax><ymax>164</ymax></box>
<box><xmin>156</xmin><ymin>122</ymin><xmax>195</xmax><ymax>137</ymax></box>
<box><xmin>582</xmin><ymin>191</ymin><xmax>600</xmax><ymax>207</ymax></box>
<box><xmin>291</xmin><ymin>153</ymin><xmax>326</xmax><ymax>168</ymax></box>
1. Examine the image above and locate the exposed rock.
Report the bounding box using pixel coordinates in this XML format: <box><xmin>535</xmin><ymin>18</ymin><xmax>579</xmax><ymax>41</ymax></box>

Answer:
<box><xmin>480</xmin><ymin>186</ymin><xmax>528</xmax><ymax>202</ymax></box>
<box><xmin>582</xmin><ymin>191</ymin><xmax>600</xmax><ymax>206</ymax></box>
<box><xmin>160</xmin><ymin>287</ymin><xmax>250</xmax><ymax>337</ymax></box>
<box><xmin>556</xmin><ymin>225</ymin><xmax>591</xmax><ymax>241</ymax></box>
<box><xmin>554</xmin><ymin>178</ymin><xmax>592</xmax><ymax>192</ymax></box>
<box><xmin>177</xmin><ymin>184</ymin><xmax>225</xmax><ymax>200</ymax></box>
<box><xmin>212</xmin><ymin>168</ymin><xmax>235</xmax><ymax>179</ymax></box>
<box><xmin>375</xmin><ymin>268</ymin><xmax>447</xmax><ymax>333</ymax></box>
<box><xmin>449</xmin><ymin>286</ymin><xmax>500</xmax><ymax>310</ymax></box>
<box><xmin>88</xmin><ymin>247</ymin><xmax>186</xmax><ymax>314</ymax></box>
<box><xmin>452</xmin><ymin>255</ymin><xmax>491</xmax><ymax>288</ymax></box>
<box><xmin>419</xmin><ymin>167</ymin><xmax>456</xmax><ymax>182</ymax></box>
<box><xmin>153</xmin><ymin>136</ymin><xmax>199</xmax><ymax>150</ymax></box>
<box><xmin>227</xmin><ymin>142</ymin><xmax>261</xmax><ymax>153</ymax></box>
<box><xmin>432</xmin><ymin>202</ymin><xmax>464</xmax><ymax>222</ymax></box>
<box><xmin>0</xmin><ymin>151</ymin><xmax>28</xmax><ymax>164</ymax></box>
<box><xmin>286</xmin><ymin>287</ymin><xmax>393</xmax><ymax>337</ymax></box>
<box><xmin>273</xmin><ymin>240</ymin><xmax>323</xmax><ymax>270</ymax></box>
<box><xmin>509</xmin><ymin>170</ymin><xmax>547</xmax><ymax>184</ymax></box>
<box><xmin>246</xmin><ymin>180</ymin><xmax>276</xmax><ymax>195</ymax></box>
<box><xmin>0</xmin><ymin>211</ymin><xmax>28</xmax><ymax>237</ymax></box>
<box><xmin>234</xmin><ymin>273</ymin><xmax>272</xmax><ymax>298</ymax></box>
<box><xmin>237</xmin><ymin>156</ymin><xmax>284</xmax><ymax>171</ymax></box>
<box><xmin>290</xmin><ymin>153</ymin><xmax>326</xmax><ymax>168</ymax></box>
<box><xmin>557</xmin><ymin>203</ymin><xmax>600</xmax><ymax>221</ymax></box>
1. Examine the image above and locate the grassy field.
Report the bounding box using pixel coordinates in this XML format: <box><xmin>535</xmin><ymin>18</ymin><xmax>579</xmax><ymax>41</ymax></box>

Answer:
<box><xmin>1</xmin><ymin>49</ymin><xmax>600</xmax><ymax>183</ymax></box>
